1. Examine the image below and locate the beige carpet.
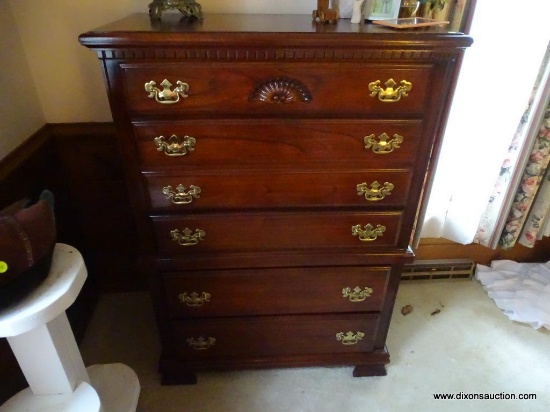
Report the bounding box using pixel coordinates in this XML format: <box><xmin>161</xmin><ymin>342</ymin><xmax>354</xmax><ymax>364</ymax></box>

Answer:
<box><xmin>80</xmin><ymin>280</ymin><xmax>550</xmax><ymax>412</ymax></box>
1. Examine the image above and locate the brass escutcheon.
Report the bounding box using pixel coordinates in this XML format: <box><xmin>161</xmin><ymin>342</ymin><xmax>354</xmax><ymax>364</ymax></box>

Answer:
<box><xmin>170</xmin><ymin>228</ymin><xmax>206</xmax><ymax>246</ymax></box>
<box><xmin>368</xmin><ymin>78</ymin><xmax>412</xmax><ymax>103</ymax></box>
<box><xmin>163</xmin><ymin>184</ymin><xmax>201</xmax><ymax>204</ymax></box>
<box><xmin>364</xmin><ymin>133</ymin><xmax>403</xmax><ymax>154</ymax></box>
<box><xmin>357</xmin><ymin>181</ymin><xmax>394</xmax><ymax>201</ymax></box>
<box><xmin>336</xmin><ymin>331</ymin><xmax>365</xmax><ymax>345</ymax></box>
<box><xmin>179</xmin><ymin>291</ymin><xmax>211</xmax><ymax>307</ymax></box>
<box><xmin>342</xmin><ymin>286</ymin><xmax>373</xmax><ymax>302</ymax></box>
<box><xmin>351</xmin><ymin>224</ymin><xmax>386</xmax><ymax>242</ymax></box>
<box><xmin>154</xmin><ymin>135</ymin><xmax>196</xmax><ymax>156</ymax></box>
<box><xmin>145</xmin><ymin>79</ymin><xmax>189</xmax><ymax>104</ymax></box>
<box><xmin>186</xmin><ymin>337</ymin><xmax>216</xmax><ymax>350</ymax></box>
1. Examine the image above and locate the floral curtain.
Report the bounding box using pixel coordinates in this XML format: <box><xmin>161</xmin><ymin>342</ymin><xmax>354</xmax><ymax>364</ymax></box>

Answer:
<box><xmin>418</xmin><ymin>1</ymin><xmax>550</xmax><ymax>245</ymax></box>
<box><xmin>475</xmin><ymin>44</ymin><xmax>550</xmax><ymax>249</ymax></box>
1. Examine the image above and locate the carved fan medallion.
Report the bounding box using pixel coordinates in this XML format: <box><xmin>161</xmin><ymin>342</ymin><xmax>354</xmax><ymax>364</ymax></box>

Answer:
<box><xmin>249</xmin><ymin>77</ymin><xmax>312</xmax><ymax>104</ymax></box>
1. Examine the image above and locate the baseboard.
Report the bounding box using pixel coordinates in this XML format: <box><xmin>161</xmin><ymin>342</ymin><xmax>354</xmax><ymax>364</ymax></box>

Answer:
<box><xmin>402</xmin><ymin>259</ymin><xmax>475</xmax><ymax>281</ymax></box>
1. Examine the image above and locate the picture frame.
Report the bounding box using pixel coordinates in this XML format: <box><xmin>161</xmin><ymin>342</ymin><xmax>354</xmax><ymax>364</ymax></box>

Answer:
<box><xmin>363</xmin><ymin>0</ymin><xmax>401</xmax><ymax>20</ymax></box>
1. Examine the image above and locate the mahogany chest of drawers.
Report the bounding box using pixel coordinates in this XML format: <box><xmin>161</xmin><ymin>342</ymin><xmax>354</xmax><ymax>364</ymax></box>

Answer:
<box><xmin>80</xmin><ymin>14</ymin><xmax>472</xmax><ymax>384</ymax></box>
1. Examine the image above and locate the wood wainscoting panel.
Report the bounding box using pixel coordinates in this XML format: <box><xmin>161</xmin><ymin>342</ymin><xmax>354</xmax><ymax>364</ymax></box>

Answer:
<box><xmin>50</xmin><ymin>123</ymin><xmax>145</xmax><ymax>293</ymax></box>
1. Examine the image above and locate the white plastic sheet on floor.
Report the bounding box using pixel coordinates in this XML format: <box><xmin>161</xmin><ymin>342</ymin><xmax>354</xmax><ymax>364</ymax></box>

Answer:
<box><xmin>475</xmin><ymin>260</ymin><xmax>550</xmax><ymax>330</ymax></box>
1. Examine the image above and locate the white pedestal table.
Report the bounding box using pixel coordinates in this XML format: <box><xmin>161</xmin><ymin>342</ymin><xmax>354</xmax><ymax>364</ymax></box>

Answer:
<box><xmin>0</xmin><ymin>244</ymin><xmax>140</xmax><ymax>411</ymax></box>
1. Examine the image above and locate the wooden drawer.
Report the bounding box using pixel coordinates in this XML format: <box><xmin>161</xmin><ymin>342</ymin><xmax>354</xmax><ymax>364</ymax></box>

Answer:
<box><xmin>163</xmin><ymin>266</ymin><xmax>391</xmax><ymax>318</ymax></box>
<box><xmin>170</xmin><ymin>313</ymin><xmax>379</xmax><ymax>360</ymax></box>
<box><xmin>133</xmin><ymin>119</ymin><xmax>424</xmax><ymax>170</ymax></box>
<box><xmin>152</xmin><ymin>211</ymin><xmax>403</xmax><ymax>254</ymax></box>
<box><xmin>122</xmin><ymin>63</ymin><xmax>433</xmax><ymax>117</ymax></box>
<box><xmin>144</xmin><ymin>169</ymin><xmax>412</xmax><ymax>211</ymax></box>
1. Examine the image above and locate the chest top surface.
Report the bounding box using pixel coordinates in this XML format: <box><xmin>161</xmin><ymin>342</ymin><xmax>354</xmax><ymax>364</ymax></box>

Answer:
<box><xmin>79</xmin><ymin>13</ymin><xmax>472</xmax><ymax>51</ymax></box>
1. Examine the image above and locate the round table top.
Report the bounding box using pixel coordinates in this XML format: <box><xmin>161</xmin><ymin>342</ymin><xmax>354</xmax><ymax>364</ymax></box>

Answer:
<box><xmin>0</xmin><ymin>244</ymin><xmax>87</xmax><ymax>337</ymax></box>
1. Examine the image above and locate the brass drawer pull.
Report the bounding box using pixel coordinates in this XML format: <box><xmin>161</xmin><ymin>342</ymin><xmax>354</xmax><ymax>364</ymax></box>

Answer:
<box><xmin>357</xmin><ymin>181</ymin><xmax>394</xmax><ymax>201</ymax></box>
<box><xmin>145</xmin><ymin>79</ymin><xmax>189</xmax><ymax>104</ymax></box>
<box><xmin>364</xmin><ymin>133</ymin><xmax>403</xmax><ymax>154</ymax></box>
<box><xmin>154</xmin><ymin>134</ymin><xmax>196</xmax><ymax>156</ymax></box>
<box><xmin>368</xmin><ymin>78</ymin><xmax>412</xmax><ymax>103</ymax></box>
<box><xmin>186</xmin><ymin>337</ymin><xmax>216</xmax><ymax>351</ymax></box>
<box><xmin>179</xmin><ymin>292</ymin><xmax>211</xmax><ymax>307</ymax></box>
<box><xmin>336</xmin><ymin>331</ymin><xmax>365</xmax><ymax>345</ymax></box>
<box><xmin>163</xmin><ymin>184</ymin><xmax>201</xmax><ymax>204</ymax></box>
<box><xmin>342</xmin><ymin>286</ymin><xmax>373</xmax><ymax>302</ymax></box>
<box><xmin>170</xmin><ymin>228</ymin><xmax>206</xmax><ymax>246</ymax></box>
<box><xmin>352</xmin><ymin>224</ymin><xmax>386</xmax><ymax>242</ymax></box>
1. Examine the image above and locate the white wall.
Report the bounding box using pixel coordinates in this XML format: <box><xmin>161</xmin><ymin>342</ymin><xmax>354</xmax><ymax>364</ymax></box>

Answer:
<box><xmin>0</xmin><ymin>2</ymin><xmax>45</xmax><ymax>160</ymax></box>
<box><xmin>1</xmin><ymin>0</ymin><xmax>315</xmax><ymax>160</ymax></box>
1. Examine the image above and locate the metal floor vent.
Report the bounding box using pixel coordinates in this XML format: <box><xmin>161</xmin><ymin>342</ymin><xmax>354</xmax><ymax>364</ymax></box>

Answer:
<box><xmin>402</xmin><ymin>259</ymin><xmax>475</xmax><ymax>281</ymax></box>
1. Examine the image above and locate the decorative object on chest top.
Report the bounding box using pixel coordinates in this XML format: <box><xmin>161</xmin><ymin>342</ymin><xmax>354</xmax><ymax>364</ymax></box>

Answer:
<box><xmin>364</xmin><ymin>0</ymin><xmax>401</xmax><ymax>20</ymax></box>
<box><xmin>313</xmin><ymin>0</ymin><xmax>339</xmax><ymax>24</ymax></box>
<box><xmin>79</xmin><ymin>13</ymin><xmax>472</xmax><ymax>384</ymax></box>
<box><xmin>148</xmin><ymin>0</ymin><xmax>202</xmax><ymax>20</ymax></box>
<box><xmin>333</xmin><ymin>0</ymin><xmax>356</xmax><ymax>18</ymax></box>
<box><xmin>398</xmin><ymin>0</ymin><xmax>450</xmax><ymax>20</ymax></box>
<box><xmin>398</xmin><ymin>0</ymin><xmax>421</xmax><ymax>18</ymax></box>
